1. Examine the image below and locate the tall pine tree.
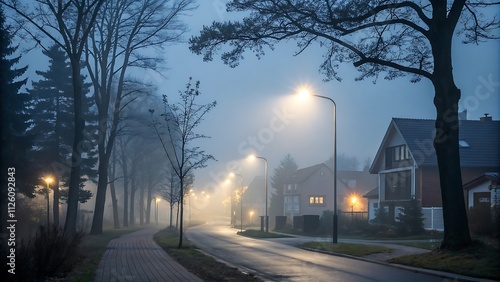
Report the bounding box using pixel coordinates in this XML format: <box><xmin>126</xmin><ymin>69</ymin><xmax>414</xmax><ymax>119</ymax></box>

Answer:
<box><xmin>269</xmin><ymin>154</ymin><xmax>298</xmax><ymax>221</ymax></box>
<box><xmin>27</xmin><ymin>44</ymin><xmax>96</xmax><ymax>227</ymax></box>
<box><xmin>0</xmin><ymin>6</ymin><xmax>34</xmax><ymax>236</ymax></box>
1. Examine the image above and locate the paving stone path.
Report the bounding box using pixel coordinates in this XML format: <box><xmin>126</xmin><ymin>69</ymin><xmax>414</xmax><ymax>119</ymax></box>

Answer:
<box><xmin>94</xmin><ymin>228</ymin><xmax>203</xmax><ymax>282</ymax></box>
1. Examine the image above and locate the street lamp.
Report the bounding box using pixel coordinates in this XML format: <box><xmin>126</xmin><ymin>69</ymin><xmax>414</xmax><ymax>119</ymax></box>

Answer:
<box><xmin>154</xmin><ymin>197</ymin><xmax>161</xmax><ymax>226</ymax></box>
<box><xmin>298</xmin><ymin>87</ymin><xmax>338</xmax><ymax>243</ymax></box>
<box><xmin>229</xmin><ymin>173</ymin><xmax>244</xmax><ymax>232</ymax></box>
<box><xmin>248</xmin><ymin>154</ymin><xmax>269</xmax><ymax>232</ymax></box>
<box><xmin>43</xmin><ymin>177</ymin><xmax>53</xmax><ymax>226</ymax></box>
<box><xmin>351</xmin><ymin>196</ymin><xmax>358</xmax><ymax>221</ymax></box>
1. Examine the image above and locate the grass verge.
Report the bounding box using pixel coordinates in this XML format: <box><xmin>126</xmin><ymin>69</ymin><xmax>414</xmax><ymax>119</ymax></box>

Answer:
<box><xmin>237</xmin><ymin>229</ymin><xmax>291</xmax><ymax>238</ymax></box>
<box><xmin>154</xmin><ymin>228</ymin><xmax>262</xmax><ymax>282</ymax></box>
<box><xmin>389</xmin><ymin>241</ymin><xmax>441</xmax><ymax>250</ymax></box>
<box><xmin>300</xmin><ymin>241</ymin><xmax>393</xmax><ymax>257</ymax></box>
<box><xmin>388</xmin><ymin>241</ymin><xmax>500</xmax><ymax>280</ymax></box>
<box><xmin>65</xmin><ymin>226</ymin><xmax>143</xmax><ymax>282</ymax></box>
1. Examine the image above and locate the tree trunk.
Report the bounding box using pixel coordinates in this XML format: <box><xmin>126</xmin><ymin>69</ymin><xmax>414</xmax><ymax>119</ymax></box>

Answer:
<box><xmin>433</xmin><ymin>84</ymin><xmax>472</xmax><ymax>249</ymax></box>
<box><xmin>90</xmin><ymin>156</ymin><xmax>109</xmax><ymax>234</ymax></box>
<box><xmin>178</xmin><ymin>177</ymin><xmax>184</xmax><ymax>248</ymax></box>
<box><xmin>129</xmin><ymin>171</ymin><xmax>136</xmax><ymax>226</ymax></box>
<box><xmin>64</xmin><ymin>59</ymin><xmax>85</xmax><ymax>236</ymax></box>
<box><xmin>169</xmin><ymin>203</ymin><xmax>174</xmax><ymax>228</ymax></box>
<box><xmin>108</xmin><ymin>150</ymin><xmax>120</xmax><ymax>229</ymax></box>
<box><xmin>146</xmin><ymin>180</ymin><xmax>152</xmax><ymax>224</ymax></box>
<box><xmin>53</xmin><ymin>180</ymin><xmax>59</xmax><ymax>228</ymax></box>
<box><xmin>430</xmin><ymin>9</ymin><xmax>472</xmax><ymax>248</ymax></box>
<box><xmin>139</xmin><ymin>178</ymin><xmax>145</xmax><ymax>225</ymax></box>
<box><xmin>122</xmin><ymin>146</ymin><xmax>129</xmax><ymax>228</ymax></box>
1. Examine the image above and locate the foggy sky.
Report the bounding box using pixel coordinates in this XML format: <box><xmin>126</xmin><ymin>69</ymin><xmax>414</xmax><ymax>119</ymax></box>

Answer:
<box><xmin>160</xmin><ymin>1</ymin><xmax>500</xmax><ymax>193</ymax></box>
<box><xmin>17</xmin><ymin>1</ymin><xmax>500</xmax><ymax>196</ymax></box>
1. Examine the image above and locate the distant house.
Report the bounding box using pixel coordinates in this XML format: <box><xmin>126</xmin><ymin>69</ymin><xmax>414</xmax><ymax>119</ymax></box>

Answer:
<box><xmin>463</xmin><ymin>172</ymin><xmax>500</xmax><ymax>209</ymax></box>
<box><xmin>244</xmin><ymin>175</ymin><xmax>266</xmax><ymax>224</ymax></box>
<box><xmin>363</xmin><ymin>187</ymin><xmax>379</xmax><ymax>221</ymax></box>
<box><xmin>369</xmin><ymin>114</ymin><xmax>500</xmax><ymax>230</ymax></box>
<box><xmin>282</xmin><ymin>163</ymin><xmax>376</xmax><ymax>218</ymax></box>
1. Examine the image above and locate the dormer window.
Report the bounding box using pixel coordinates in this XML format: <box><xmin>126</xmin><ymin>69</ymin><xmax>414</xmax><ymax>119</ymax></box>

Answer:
<box><xmin>459</xmin><ymin>140</ymin><xmax>470</xmax><ymax>148</ymax></box>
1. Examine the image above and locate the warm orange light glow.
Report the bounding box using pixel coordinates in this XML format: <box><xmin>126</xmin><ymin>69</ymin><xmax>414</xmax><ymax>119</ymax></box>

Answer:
<box><xmin>44</xmin><ymin>177</ymin><xmax>54</xmax><ymax>184</ymax></box>
<box><xmin>156</xmin><ymin>198</ymin><xmax>161</xmax><ymax>202</ymax></box>
<box><xmin>247</xmin><ymin>154</ymin><xmax>256</xmax><ymax>160</ymax></box>
<box><xmin>351</xmin><ymin>196</ymin><xmax>358</xmax><ymax>204</ymax></box>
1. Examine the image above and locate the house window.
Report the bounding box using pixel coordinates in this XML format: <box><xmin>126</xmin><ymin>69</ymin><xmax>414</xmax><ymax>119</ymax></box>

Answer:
<box><xmin>393</xmin><ymin>145</ymin><xmax>409</xmax><ymax>161</ymax></box>
<box><xmin>293</xmin><ymin>196</ymin><xmax>300</xmax><ymax>212</ymax></box>
<box><xmin>385</xmin><ymin>145</ymin><xmax>411</xmax><ymax>169</ymax></box>
<box><xmin>309</xmin><ymin>196</ymin><xmax>324</xmax><ymax>205</ymax></box>
<box><xmin>384</xmin><ymin>170</ymin><xmax>412</xmax><ymax>200</ymax></box>
<box><xmin>320</xmin><ymin>171</ymin><xmax>324</xmax><ymax>176</ymax></box>
<box><xmin>285</xmin><ymin>195</ymin><xmax>300</xmax><ymax>215</ymax></box>
<box><xmin>459</xmin><ymin>140</ymin><xmax>470</xmax><ymax>148</ymax></box>
<box><xmin>373</xmin><ymin>202</ymin><xmax>379</xmax><ymax>209</ymax></box>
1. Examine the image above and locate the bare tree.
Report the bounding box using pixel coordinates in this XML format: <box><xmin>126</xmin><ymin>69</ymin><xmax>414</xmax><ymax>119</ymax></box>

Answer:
<box><xmin>189</xmin><ymin>0</ymin><xmax>499</xmax><ymax>249</ymax></box>
<box><xmin>150</xmin><ymin>78</ymin><xmax>216</xmax><ymax>248</ymax></box>
<box><xmin>1</xmin><ymin>0</ymin><xmax>106</xmax><ymax>235</ymax></box>
<box><xmin>84</xmin><ymin>0</ymin><xmax>195</xmax><ymax>234</ymax></box>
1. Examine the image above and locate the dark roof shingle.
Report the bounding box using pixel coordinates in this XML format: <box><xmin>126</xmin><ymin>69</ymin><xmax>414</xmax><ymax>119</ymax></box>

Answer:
<box><xmin>393</xmin><ymin>118</ymin><xmax>500</xmax><ymax>167</ymax></box>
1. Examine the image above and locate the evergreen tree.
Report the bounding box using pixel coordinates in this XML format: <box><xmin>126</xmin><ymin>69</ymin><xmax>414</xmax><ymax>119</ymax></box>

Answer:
<box><xmin>396</xmin><ymin>199</ymin><xmax>425</xmax><ymax>236</ymax></box>
<box><xmin>370</xmin><ymin>206</ymin><xmax>392</xmax><ymax>226</ymax></box>
<box><xmin>27</xmin><ymin>44</ymin><xmax>96</xmax><ymax>226</ymax></box>
<box><xmin>269</xmin><ymin>154</ymin><xmax>298</xmax><ymax>220</ymax></box>
<box><xmin>0</xmin><ymin>6</ymin><xmax>34</xmax><ymax>236</ymax></box>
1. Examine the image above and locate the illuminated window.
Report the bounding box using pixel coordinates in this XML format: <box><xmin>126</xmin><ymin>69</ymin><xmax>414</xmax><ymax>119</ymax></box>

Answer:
<box><xmin>309</xmin><ymin>196</ymin><xmax>324</xmax><ymax>205</ymax></box>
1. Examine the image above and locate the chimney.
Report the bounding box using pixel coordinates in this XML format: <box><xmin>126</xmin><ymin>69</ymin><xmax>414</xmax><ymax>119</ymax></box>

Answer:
<box><xmin>480</xmin><ymin>113</ymin><xmax>492</xmax><ymax>122</ymax></box>
<box><xmin>458</xmin><ymin>109</ymin><xmax>467</xmax><ymax>121</ymax></box>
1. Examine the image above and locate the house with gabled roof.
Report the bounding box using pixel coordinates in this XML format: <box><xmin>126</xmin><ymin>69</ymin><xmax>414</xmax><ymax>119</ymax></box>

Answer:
<box><xmin>282</xmin><ymin>163</ymin><xmax>375</xmax><ymax>218</ymax></box>
<box><xmin>463</xmin><ymin>172</ymin><xmax>500</xmax><ymax>209</ymax></box>
<box><xmin>369</xmin><ymin>114</ymin><xmax>500</xmax><ymax>230</ymax></box>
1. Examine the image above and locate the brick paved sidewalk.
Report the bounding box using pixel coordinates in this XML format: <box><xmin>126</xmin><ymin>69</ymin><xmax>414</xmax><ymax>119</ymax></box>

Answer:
<box><xmin>94</xmin><ymin>228</ymin><xmax>203</xmax><ymax>282</ymax></box>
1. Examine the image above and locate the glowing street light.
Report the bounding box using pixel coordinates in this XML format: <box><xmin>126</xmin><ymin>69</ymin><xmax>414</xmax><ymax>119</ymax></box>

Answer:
<box><xmin>43</xmin><ymin>177</ymin><xmax>53</xmax><ymax>226</ymax></box>
<box><xmin>297</xmin><ymin>86</ymin><xmax>338</xmax><ymax>243</ymax></box>
<box><xmin>248</xmin><ymin>154</ymin><xmax>269</xmax><ymax>232</ymax></box>
<box><xmin>351</xmin><ymin>196</ymin><xmax>358</xmax><ymax>221</ymax></box>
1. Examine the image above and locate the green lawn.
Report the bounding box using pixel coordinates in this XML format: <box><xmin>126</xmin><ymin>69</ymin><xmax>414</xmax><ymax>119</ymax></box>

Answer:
<box><xmin>300</xmin><ymin>241</ymin><xmax>394</xmax><ymax>257</ymax></box>
<box><xmin>237</xmin><ymin>229</ymin><xmax>292</xmax><ymax>238</ymax></box>
<box><xmin>388</xmin><ymin>241</ymin><xmax>500</xmax><ymax>280</ymax></box>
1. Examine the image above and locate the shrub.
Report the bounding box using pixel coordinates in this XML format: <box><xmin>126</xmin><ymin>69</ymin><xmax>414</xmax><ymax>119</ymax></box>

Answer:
<box><xmin>2</xmin><ymin>226</ymin><xmax>84</xmax><ymax>281</ymax></box>
<box><xmin>468</xmin><ymin>205</ymin><xmax>493</xmax><ymax>236</ymax></box>
<box><xmin>370</xmin><ymin>206</ymin><xmax>393</xmax><ymax>226</ymax></box>
<box><xmin>396</xmin><ymin>199</ymin><xmax>425</xmax><ymax>236</ymax></box>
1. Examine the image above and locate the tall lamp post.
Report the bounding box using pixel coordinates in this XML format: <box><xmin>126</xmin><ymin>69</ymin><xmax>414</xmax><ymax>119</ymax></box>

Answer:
<box><xmin>43</xmin><ymin>177</ymin><xmax>53</xmax><ymax>226</ymax></box>
<box><xmin>299</xmin><ymin>88</ymin><xmax>338</xmax><ymax>243</ymax></box>
<box><xmin>249</xmin><ymin>155</ymin><xmax>269</xmax><ymax>232</ymax></box>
